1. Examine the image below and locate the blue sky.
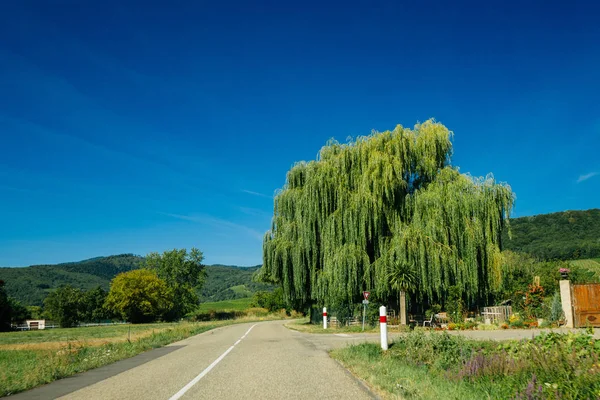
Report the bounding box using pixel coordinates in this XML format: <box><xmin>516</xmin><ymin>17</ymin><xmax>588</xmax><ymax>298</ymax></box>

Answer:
<box><xmin>1</xmin><ymin>1</ymin><xmax>599</xmax><ymax>267</ymax></box>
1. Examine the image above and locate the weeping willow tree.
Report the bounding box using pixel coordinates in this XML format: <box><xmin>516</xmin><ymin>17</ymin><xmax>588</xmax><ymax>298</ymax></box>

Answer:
<box><xmin>259</xmin><ymin>120</ymin><xmax>514</xmax><ymax>311</ymax></box>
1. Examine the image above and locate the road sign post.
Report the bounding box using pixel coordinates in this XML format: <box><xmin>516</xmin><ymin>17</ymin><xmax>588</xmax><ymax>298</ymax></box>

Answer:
<box><xmin>362</xmin><ymin>292</ymin><xmax>370</xmax><ymax>331</ymax></box>
<box><xmin>323</xmin><ymin>307</ymin><xmax>328</xmax><ymax>329</ymax></box>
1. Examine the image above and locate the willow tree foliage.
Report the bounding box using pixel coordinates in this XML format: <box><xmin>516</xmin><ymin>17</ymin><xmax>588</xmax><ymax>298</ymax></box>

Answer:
<box><xmin>260</xmin><ymin>120</ymin><xmax>514</xmax><ymax>309</ymax></box>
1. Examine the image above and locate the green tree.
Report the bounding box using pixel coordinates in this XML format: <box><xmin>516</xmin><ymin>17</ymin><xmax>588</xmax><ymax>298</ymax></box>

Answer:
<box><xmin>43</xmin><ymin>285</ymin><xmax>84</xmax><ymax>328</ymax></box>
<box><xmin>9</xmin><ymin>298</ymin><xmax>30</xmax><ymax>324</ymax></box>
<box><xmin>145</xmin><ymin>248</ymin><xmax>206</xmax><ymax>320</ymax></box>
<box><xmin>250</xmin><ymin>287</ymin><xmax>286</xmax><ymax>311</ymax></box>
<box><xmin>0</xmin><ymin>280</ymin><xmax>11</xmax><ymax>331</ymax></box>
<box><xmin>260</xmin><ymin>120</ymin><xmax>514</xmax><ymax>309</ymax></box>
<box><xmin>27</xmin><ymin>306</ymin><xmax>42</xmax><ymax>319</ymax></box>
<box><xmin>386</xmin><ymin>261</ymin><xmax>417</xmax><ymax>325</ymax></box>
<box><xmin>81</xmin><ymin>286</ymin><xmax>110</xmax><ymax>322</ymax></box>
<box><xmin>105</xmin><ymin>269</ymin><xmax>173</xmax><ymax>323</ymax></box>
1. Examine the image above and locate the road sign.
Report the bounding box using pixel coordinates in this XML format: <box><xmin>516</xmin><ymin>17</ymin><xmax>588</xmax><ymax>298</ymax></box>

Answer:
<box><xmin>362</xmin><ymin>299</ymin><xmax>369</xmax><ymax>305</ymax></box>
<box><xmin>363</xmin><ymin>291</ymin><xmax>370</xmax><ymax>300</ymax></box>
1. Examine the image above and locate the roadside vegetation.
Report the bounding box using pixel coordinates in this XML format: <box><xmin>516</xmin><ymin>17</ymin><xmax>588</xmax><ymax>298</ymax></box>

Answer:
<box><xmin>189</xmin><ymin>287</ymin><xmax>295</xmax><ymax>321</ymax></box>
<box><xmin>332</xmin><ymin>330</ymin><xmax>600</xmax><ymax>399</ymax></box>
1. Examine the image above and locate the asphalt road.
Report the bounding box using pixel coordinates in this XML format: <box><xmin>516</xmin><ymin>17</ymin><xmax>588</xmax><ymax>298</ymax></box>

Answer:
<box><xmin>13</xmin><ymin>320</ymin><xmax>378</xmax><ymax>400</ymax></box>
<box><xmin>12</xmin><ymin>321</ymin><xmax>598</xmax><ymax>400</ymax></box>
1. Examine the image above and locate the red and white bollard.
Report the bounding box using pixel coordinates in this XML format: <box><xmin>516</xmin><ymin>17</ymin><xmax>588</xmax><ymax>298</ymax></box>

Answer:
<box><xmin>323</xmin><ymin>307</ymin><xmax>328</xmax><ymax>329</ymax></box>
<box><xmin>379</xmin><ymin>305</ymin><xmax>388</xmax><ymax>350</ymax></box>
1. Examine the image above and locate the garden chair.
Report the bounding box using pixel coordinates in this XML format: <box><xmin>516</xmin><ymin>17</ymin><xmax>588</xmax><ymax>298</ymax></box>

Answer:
<box><xmin>423</xmin><ymin>314</ymin><xmax>435</xmax><ymax>327</ymax></box>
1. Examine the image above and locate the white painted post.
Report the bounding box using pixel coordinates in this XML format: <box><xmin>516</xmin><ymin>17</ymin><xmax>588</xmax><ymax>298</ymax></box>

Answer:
<box><xmin>379</xmin><ymin>305</ymin><xmax>388</xmax><ymax>350</ymax></box>
<box><xmin>323</xmin><ymin>307</ymin><xmax>328</xmax><ymax>329</ymax></box>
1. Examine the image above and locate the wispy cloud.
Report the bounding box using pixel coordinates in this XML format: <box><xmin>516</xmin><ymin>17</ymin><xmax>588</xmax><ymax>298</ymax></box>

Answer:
<box><xmin>238</xmin><ymin>206</ymin><xmax>272</xmax><ymax>218</ymax></box>
<box><xmin>577</xmin><ymin>172</ymin><xmax>598</xmax><ymax>183</ymax></box>
<box><xmin>160</xmin><ymin>212</ymin><xmax>264</xmax><ymax>241</ymax></box>
<box><xmin>241</xmin><ymin>189</ymin><xmax>272</xmax><ymax>198</ymax></box>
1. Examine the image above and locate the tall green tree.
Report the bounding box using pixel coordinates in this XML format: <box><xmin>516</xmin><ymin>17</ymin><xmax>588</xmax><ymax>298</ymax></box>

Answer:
<box><xmin>0</xmin><ymin>280</ymin><xmax>11</xmax><ymax>331</ymax></box>
<box><xmin>145</xmin><ymin>248</ymin><xmax>206</xmax><ymax>320</ymax></box>
<box><xmin>105</xmin><ymin>269</ymin><xmax>173</xmax><ymax>323</ymax></box>
<box><xmin>260</xmin><ymin>120</ymin><xmax>514</xmax><ymax>309</ymax></box>
<box><xmin>80</xmin><ymin>286</ymin><xmax>110</xmax><ymax>322</ymax></box>
<box><xmin>43</xmin><ymin>285</ymin><xmax>84</xmax><ymax>328</ymax></box>
<box><xmin>8</xmin><ymin>298</ymin><xmax>30</xmax><ymax>324</ymax></box>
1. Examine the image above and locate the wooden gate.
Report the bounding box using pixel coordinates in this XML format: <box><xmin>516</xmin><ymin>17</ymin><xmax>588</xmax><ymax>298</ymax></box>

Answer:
<box><xmin>572</xmin><ymin>284</ymin><xmax>600</xmax><ymax>327</ymax></box>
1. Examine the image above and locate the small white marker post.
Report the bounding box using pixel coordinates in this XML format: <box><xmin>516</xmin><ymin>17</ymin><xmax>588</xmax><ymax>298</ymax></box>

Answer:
<box><xmin>323</xmin><ymin>307</ymin><xmax>328</xmax><ymax>329</ymax></box>
<box><xmin>379</xmin><ymin>305</ymin><xmax>388</xmax><ymax>350</ymax></box>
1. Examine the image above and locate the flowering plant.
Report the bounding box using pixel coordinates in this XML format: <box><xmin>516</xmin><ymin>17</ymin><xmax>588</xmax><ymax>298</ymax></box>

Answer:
<box><xmin>559</xmin><ymin>268</ymin><xmax>571</xmax><ymax>274</ymax></box>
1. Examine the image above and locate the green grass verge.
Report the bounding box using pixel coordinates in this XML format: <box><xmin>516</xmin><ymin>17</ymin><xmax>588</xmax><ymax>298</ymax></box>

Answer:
<box><xmin>197</xmin><ymin>297</ymin><xmax>253</xmax><ymax>312</ymax></box>
<box><xmin>331</xmin><ymin>331</ymin><xmax>600</xmax><ymax>399</ymax></box>
<box><xmin>0</xmin><ymin>316</ymin><xmax>280</xmax><ymax>397</ymax></box>
<box><xmin>331</xmin><ymin>343</ymin><xmax>484</xmax><ymax>399</ymax></box>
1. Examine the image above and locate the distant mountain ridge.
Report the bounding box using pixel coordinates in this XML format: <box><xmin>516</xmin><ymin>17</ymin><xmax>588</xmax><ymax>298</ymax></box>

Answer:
<box><xmin>0</xmin><ymin>254</ymin><xmax>270</xmax><ymax>306</ymax></box>
<box><xmin>2</xmin><ymin>208</ymin><xmax>598</xmax><ymax>306</ymax></box>
<box><xmin>502</xmin><ymin>208</ymin><xmax>600</xmax><ymax>260</ymax></box>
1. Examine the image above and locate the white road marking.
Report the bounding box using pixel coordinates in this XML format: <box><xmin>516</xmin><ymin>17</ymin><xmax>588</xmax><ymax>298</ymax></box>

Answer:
<box><xmin>334</xmin><ymin>333</ymin><xmax>351</xmax><ymax>337</ymax></box>
<box><xmin>168</xmin><ymin>324</ymin><xmax>257</xmax><ymax>400</ymax></box>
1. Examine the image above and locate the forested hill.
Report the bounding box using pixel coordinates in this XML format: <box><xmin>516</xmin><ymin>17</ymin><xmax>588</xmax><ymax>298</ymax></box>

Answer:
<box><xmin>2</xmin><ymin>208</ymin><xmax>597</xmax><ymax>305</ymax></box>
<box><xmin>503</xmin><ymin>209</ymin><xmax>600</xmax><ymax>260</ymax></box>
<box><xmin>0</xmin><ymin>255</ymin><xmax>271</xmax><ymax>306</ymax></box>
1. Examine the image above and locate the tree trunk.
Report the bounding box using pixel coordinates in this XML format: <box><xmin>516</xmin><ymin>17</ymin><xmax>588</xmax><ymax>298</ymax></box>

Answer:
<box><xmin>400</xmin><ymin>291</ymin><xmax>407</xmax><ymax>325</ymax></box>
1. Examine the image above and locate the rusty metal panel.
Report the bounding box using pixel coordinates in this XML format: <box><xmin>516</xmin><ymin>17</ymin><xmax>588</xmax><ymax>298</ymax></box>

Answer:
<box><xmin>572</xmin><ymin>284</ymin><xmax>600</xmax><ymax>327</ymax></box>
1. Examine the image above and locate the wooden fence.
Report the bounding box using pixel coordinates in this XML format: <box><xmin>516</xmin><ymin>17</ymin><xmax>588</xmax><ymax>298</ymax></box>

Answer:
<box><xmin>481</xmin><ymin>306</ymin><xmax>512</xmax><ymax>324</ymax></box>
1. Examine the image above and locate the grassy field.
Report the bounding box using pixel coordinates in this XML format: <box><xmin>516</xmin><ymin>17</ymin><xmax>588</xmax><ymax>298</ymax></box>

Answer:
<box><xmin>197</xmin><ymin>297</ymin><xmax>253</xmax><ymax>312</ymax></box>
<box><xmin>0</xmin><ymin>313</ymin><xmax>285</xmax><ymax>396</ymax></box>
<box><xmin>228</xmin><ymin>284</ymin><xmax>253</xmax><ymax>297</ymax></box>
<box><xmin>0</xmin><ymin>323</ymin><xmax>179</xmax><ymax>349</ymax></box>
<box><xmin>569</xmin><ymin>258</ymin><xmax>600</xmax><ymax>270</ymax></box>
<box><xmin>569</xmin><ymin>258</ymin><xmax>600</xmax><ymax>279</ymax></box>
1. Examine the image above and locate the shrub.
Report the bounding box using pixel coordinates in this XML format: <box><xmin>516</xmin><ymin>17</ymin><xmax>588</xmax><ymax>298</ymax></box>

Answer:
<box><xmin>464</xmin><ymin>321</ymin><xmax>478</xmax><ymax>330</ymax></box>
<box><xmin>549</xmin><ymin>292</ymin><xmax>564</xmax><ymax>323</ymax></box>
<box><xmin>446</xmin><ymin>286</ymin><xmax>465</xmax><ymax>323</ymax></box>
<box><xmin>425</xmin><ymin>304</ymin><xmax>442</xmax><ymax>318</ymax></box>
<box><xmin>525</xmin><ymin>320</ymin><xmax>538</xmax><ymax>328</ymax></box>
<box><xmin>523</xmin><ymin>284</ymin><xmax>545</xmax><ymax>319</ymax></box>
<box><xmin>396</xmin><ymin>330</ymin><xmax>600</xmax><ymax>398</ymax></box>
<box><xmin>509</xmin><ymin>319</ymin><xmax>526</xmax><ymax>329</ymax></box>
<box><xmin>189</xmin><ymin>310</ymin><xmax>245</xmax><ymax>321</ymax></box>
<box><xmin>250</xmin><ymin>288</ymin><xmax>286</xmax><ymax>312</ymax></box>
<box><xmin>539</xmin><ymin>319</ymin><xmax>552</xmax><ymax>328</ymax></box>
